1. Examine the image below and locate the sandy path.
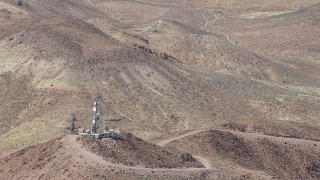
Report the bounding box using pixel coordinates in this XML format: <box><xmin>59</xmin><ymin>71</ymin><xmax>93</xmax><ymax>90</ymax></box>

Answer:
<box><xmin>198</xmin><ymin>13</ymin><xmax>237</xmax><ymax>45</ymax></box>
<box><xmin>201</xmin><ymin>14</ymin><xmax>219</xmax><ymax>30</ymax></box>
<box><xmin>86</xmin><ymin>0</ymin><xmax>95</xmax><ymax>7</ymax></box>
<box><xmin>229</xmin><ymin>130</ymin><xmax>320</xmax><ymax>151</ymax></box>
<box><xmin>63</xmin><ymin>128</ymin><xmax>319</xmax><ymax>175</ymax></box>
<box><xmin>156</xmin><ymin>130</ymin><xmax>212</xmax><ymax>169</ymax></box>
<box><xmin>156</xmin><ymin>129</ymin><xmax>207</xmax><ymax>146</ymax></box>
<box><xmin>64</xmin><ymin>135</ymin><xmax>211</xmax><ymax>174</ymax></box>
<box><xmin>193</xmin><ymin>155</ymin><xmax>212</xmax><ymax>169</ymax></box>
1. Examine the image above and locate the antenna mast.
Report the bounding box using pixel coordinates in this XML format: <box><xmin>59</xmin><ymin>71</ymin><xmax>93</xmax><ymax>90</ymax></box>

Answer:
<box><xmin>70</xmin><ymin>114</ymin><xmax>77</xmax><ymax>134</ymax></box>
<box><xmin>91</xmin><ymin>88</ymin><xmax>102</xmax><ymax>134</ymax></box>
<box><xmin>78</xmin><ymin>87</ymin><xmax>118</xmax><ymax>140</ymax></box>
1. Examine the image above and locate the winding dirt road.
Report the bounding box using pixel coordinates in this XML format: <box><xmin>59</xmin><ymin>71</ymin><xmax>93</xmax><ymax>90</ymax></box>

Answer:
<box><xmin>156</xmin><ymin>129</ymin><xmax>207</xmax><ymax>146</ymax></box>
<box><xmin>64</xmin><ymin>130</ymin><xmax>212</xmax><ymax>175</ymax></box>
<box><xmin>199</xmin><ymin>13</ymin><xmax>237</xmax><ymax>45</ymax></box>
<box><xmin>62</xmin><ymin>127</ymin><xmax>320</xmax><ymax>177</ymax></box>
<box><xmin>201</xmin><ymin>14</ymin><xmax>219</xmax><ymax>30</ymax></box>
<box><xmin>64</xmin><ymin>127</ymin><xmax>320</xmax><ymax>176</ymax></box>
<box><xmin>156</xmin><ymin>129</ymin><xmax>211</xmax><ymax>169</ymax></box>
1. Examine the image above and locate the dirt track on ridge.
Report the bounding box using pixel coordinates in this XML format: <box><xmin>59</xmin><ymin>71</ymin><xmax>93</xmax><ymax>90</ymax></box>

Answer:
<box><xmin>64</xmin><ymin>134</ymin><xmax>212</xmax><ymax>174</ymax></box>
<box><xmin>156</xmin><ymin>129</ymin><xmax>207</xmax><ymax>146</ymax></box>
<box><xmin>155</xmin><ymin>128</ymin><xmax>320</xmax><ymax>173</ymax></box>
<box><xmin>2</xmin><ymin>129</ymin><xmax>319</xmax><ymax>179</ymax></box>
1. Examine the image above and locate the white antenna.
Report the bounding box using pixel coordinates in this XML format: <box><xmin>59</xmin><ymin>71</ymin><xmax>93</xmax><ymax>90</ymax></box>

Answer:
<box><xmin>91</xmin><ymin>87</ymin><xmax>102</xmax><ymax>134</ymax></box>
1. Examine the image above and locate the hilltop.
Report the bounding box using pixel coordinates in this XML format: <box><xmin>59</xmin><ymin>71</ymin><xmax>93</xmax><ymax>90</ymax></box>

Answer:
<box><xmin>0</xmin><ymin>0</ymin><xmax>319</xmax><ymax>179</ymax></box>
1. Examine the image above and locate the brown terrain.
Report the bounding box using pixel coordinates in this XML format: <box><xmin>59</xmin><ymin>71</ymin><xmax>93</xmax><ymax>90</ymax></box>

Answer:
<box><xmin>0</xmin><ymin>0</ymin><xmax>319</xmax><ymax>179</ymax></box>
<box><xmin>77</xmin><ymin>132</ymin><xmax>203</xmax><ymax>168</ymax></box>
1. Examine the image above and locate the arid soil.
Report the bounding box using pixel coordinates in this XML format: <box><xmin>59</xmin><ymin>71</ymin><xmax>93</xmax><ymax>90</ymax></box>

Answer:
<box><xmin>0</xmin><ymin>133</ymin><xmax>216</xmax><ymax>179</ymax></box>
<box><xmin>2</xmin><ymin>128</ymin><xmax>319</xmax><ymax>179</ymax></box>
<box><xmin>223</xmin><ymin>120</ymin><xmax>320</xmax><ymax>141</ymax></box>
<box><xmin>0</xmin><ymin>0</ymin><xmax>319</xmax><ymax>179</ymax></box>
<box><xmin>78</xmin><ymin>132</ymin><xmax>202</xmax><ymax>168</ymax></box>
<box><xmin>166</xmin><ymin>129</ymin><xmax>320</xmax><ymax>179</ymax></box>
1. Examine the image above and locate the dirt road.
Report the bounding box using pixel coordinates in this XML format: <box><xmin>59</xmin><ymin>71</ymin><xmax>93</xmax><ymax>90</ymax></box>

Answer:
<box><xmin>64</xmin><ymin>128</ymin><xmax>319</xmax><ymax>175</ymax></box>
<box><xmin>64</xmin><ymin>134</ymin><xmax>212</xmax><ymax>175</ymax></box>
<box><xmin>156</xmin><ymin>129</ymin><xmax>207</xmax><ymax>146</ymax></box>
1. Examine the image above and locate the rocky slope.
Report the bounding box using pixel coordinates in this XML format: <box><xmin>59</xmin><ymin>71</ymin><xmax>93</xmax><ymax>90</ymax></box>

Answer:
<box><xmin>0</xmin><ymin>0</ymin><xmax>319</xmax><ymax>179</ymax></box>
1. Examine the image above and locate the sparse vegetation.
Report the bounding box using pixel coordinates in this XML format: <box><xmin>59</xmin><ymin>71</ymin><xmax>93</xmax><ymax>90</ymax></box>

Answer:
<box><xmin>0</xmin><ymin>0</ymin><xmax>319</xmax><ymax>179</ymax></box>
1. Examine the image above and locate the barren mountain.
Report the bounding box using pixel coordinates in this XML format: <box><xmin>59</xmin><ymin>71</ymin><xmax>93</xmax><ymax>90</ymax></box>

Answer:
<box><xmin>0</xmin><ymin>134</ymin><xmax>211</xmax><ymax>180</ymax></box>
<box><xmin>166</xmin><ymin>129</ymin><xmax>320</xmax><ymax>179</ymax></box>
<box><xmin>0</xmin><ymin>0</ymin><xmax>319</xmax><ymax>179</ymax></box>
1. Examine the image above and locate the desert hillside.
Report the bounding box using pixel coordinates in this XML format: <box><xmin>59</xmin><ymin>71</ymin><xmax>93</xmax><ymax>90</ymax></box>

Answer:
<box><xmin>0</xmin><ymin>0</ymin><xmax>319</xmax><ymax>179</ymax></box>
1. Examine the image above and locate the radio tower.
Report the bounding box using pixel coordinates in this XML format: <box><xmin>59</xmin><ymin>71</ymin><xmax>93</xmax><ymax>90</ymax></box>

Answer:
<box><xmin>70</xmin><ymin>114</ymin><xmax>77</xmax><ymax>134</ymax></box>
<box><xmin>91</xmin><ymin>88</ymin><xmax>102</xmax><ymax>134</ymax></box>
<box><xmin>78</xmin><ymin>87</ymin><xmax>117</xmax><ymax>140</ymax></box>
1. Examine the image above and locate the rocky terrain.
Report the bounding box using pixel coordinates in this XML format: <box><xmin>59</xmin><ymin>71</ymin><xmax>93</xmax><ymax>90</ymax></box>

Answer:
<box><xmin>167</xmin><ymin>129</ymin><xmax>320</xmax><ymax>179</ymax></box>
<box><xmin>0</xmin><ymin>133</ymin><xmax>215</xmax><ymax>179</ymax></box>
<box><xmin>78</xmin><ymin>132</ymin><xmax>202</xmax><ymax>168</ymax></box>
<box><xmin>0</xmin><ymin>0</ymin><xmax>319</xmax><ymax>179</ymax></box>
